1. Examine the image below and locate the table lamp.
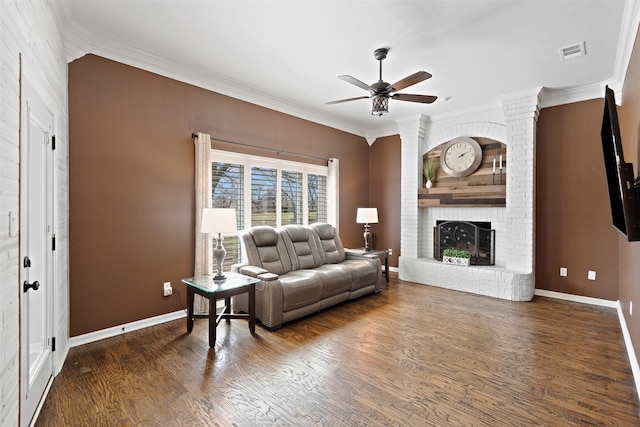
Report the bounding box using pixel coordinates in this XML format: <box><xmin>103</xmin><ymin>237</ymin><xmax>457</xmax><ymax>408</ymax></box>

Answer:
<box><xmin>201</xmin><ymin>208</ymin><xmax>237</xmax><ymax>280</ymax></box>
<box><xmin>356</xmin><ymin>208</ymin><xmax>378</xmax><ymax>251</ymax></box>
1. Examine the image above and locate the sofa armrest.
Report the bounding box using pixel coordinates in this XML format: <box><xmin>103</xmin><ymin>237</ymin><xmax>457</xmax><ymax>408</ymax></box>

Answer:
<box><xmin>231</xmin><ymin>262</ymin><xmax>247</xmax><ymax>273</ymax></box>
<box><xmin>344</xmin><ymin>249</ymin><xmax>377</xmax><ymax>261</ymax></box>
<box><xmin>258</xmin><ymin>272</ymin><xmax>279</xmax><ymax>281</ymax></box>
<box><xmin>239</xmin><ymin>264</ymin><xmax>272</xmax><ymax>278</ymax></box>
<box><xmin>344</xmin><ymin>250</ymin><xmax>382</xmax><ymax>293</ymax></box>
<box><xmin>233</xmin><ymin>272</ymin><xmax>284</xmax><ymax>329</ymax></box>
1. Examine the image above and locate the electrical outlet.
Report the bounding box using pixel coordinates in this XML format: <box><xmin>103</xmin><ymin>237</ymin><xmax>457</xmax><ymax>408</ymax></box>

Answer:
<box><xmin>388</xmin><ymin>248</ymin><xmax>393</xmax><ymax>256</ymax></box>
<box><xmin>587</xmin><ymin>270</ymin><xmax>596</xmax><ymax>281</ymax></box>
<box><xmin>163</xmin><ymin>281</ymin><xmax>173</xmax><ymax>297</ymax></box>
<box><xmin>560</xmin><ymin>267</ymin><xmax>567</xmax><ymax>277</ymax></box>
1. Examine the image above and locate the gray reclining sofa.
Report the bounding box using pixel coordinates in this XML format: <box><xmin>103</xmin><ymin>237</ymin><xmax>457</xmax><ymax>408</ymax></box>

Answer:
<box><xmin>233</xmin><ymin>223</ymin><xmax>381</xmax><ymax>330</ymax></box>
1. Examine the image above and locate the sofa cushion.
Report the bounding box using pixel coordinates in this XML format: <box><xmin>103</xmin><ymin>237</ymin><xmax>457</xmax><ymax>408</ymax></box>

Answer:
<box><xmin>280</xmin><ymin>271</ymin><xmax>323</xmax><ymax>311</ymax></box>
<box><xmin>310</xmin><ymin>223</ymin><xmax>347</xmax><ymax>264</ymax></box>
<box><xmin>281</xmin><ymin>225</ymin><xmax>322</xmax><ymax>270</ymax></box>
<box><xmin>251</xmin><ymin>226</ymin><xmax>279</xmax><ymax>246</ymax></box>
<box><xmin>342</xmin><ymin>259</ymin><xmax>379</xmax><ymax>291</ymax></box>
<box><xmin>313</xmin><ymin>264</ymin><xmax>352</xmax><ymax>298</ymax></box>
<box><xmin>242</xmin><ymin>226</ymin><xmax>293</xmax><ymax>275</ymax></box>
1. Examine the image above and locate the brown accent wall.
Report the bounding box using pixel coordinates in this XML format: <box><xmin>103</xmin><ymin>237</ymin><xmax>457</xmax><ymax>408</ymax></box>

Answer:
<box><xmin>69</xmin><ymin>54</ymin><xmax>371</xmax><ymax>336</ymax></box>
<box><xmin>369</xmin><ymin>134</ymin><xmax>401</xmax><ymax>267</ymax></box>
<box><xmin>536</xmin><ymin>100</ymin><xmax>619</xmax><ymax>300</ymax></box>
<box><xmin>617</xmin><ymin>25</ymin><xmax>640</xmax><ymax>365</ymax></box>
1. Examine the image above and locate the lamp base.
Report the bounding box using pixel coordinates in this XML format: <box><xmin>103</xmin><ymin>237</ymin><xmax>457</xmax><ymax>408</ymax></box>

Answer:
<box><xmin>363</xmin><ymin>223</ymin><xmax>371</xmax><ymax>251</ymax></box>
<box><xmin>213</xmin><ymin>234</ymin><xmax>227</xmax><ymax>281</ymax></box>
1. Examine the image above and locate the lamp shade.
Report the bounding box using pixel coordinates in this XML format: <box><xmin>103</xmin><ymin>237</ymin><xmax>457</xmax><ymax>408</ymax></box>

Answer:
<box><xmin>356</xmin><ymin>208</ymin><xmax>378</xmax><ymax>224</ymax></box>
<box><xmin>200</xmin><ymin>208</ymin><xmax>237</xmax><ymax>234</ymax></box>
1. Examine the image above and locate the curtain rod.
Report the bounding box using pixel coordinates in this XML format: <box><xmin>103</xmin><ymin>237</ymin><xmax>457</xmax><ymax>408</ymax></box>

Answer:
<box><xmin>191</xmin><ymin>132</ymin><xmax>330</xmax><ymax>162</ymax></box>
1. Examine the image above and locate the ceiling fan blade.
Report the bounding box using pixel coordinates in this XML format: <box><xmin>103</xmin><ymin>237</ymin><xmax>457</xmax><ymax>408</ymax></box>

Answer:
<box><xmin>392</xmin><ymin>93</ymin><xmax>438</xmax><ymax>104</ymax></box>
<box><xmin>390</xmin><ymin>71</ymin><xmax>432</xmax><ymax>92</ymax></box>
<box><xmin>325</xmin><ymin>96</ymin><xmax>370</xmax><ymax>105</ymax></box>
<box><xmin>338</xmin><ymin>75</ymin><xmax>373</xmax><ymax>92</ymax></box>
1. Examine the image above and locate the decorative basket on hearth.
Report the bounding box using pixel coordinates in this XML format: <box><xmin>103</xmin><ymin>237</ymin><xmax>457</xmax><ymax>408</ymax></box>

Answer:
<box><xmin>442</xmin><ymin>248</ymin><xmax>471</xmax><ymax>267</ymax></box>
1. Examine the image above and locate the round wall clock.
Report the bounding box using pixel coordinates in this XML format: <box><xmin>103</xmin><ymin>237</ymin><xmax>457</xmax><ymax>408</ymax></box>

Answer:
<box><xmin>440</xmin><ymin>137</ymin><xmax>483</xmax><ymax>178</ymax></box>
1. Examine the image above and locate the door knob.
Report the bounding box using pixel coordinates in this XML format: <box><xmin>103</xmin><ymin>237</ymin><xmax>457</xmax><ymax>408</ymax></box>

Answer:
<box><xmin>23</xmin><ymin>280</ymin><xmax>40</xmax><ymax>293</ymax></box>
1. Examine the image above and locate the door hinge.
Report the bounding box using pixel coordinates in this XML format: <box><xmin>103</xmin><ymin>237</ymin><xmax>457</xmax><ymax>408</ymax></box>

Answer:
<box><xmin>52</xmin><ymin>337</ymin><xmax>56</xmax><ymax>352</ymax></box>
<box><xmin>52</xmin><ymin>234</ymin><xmax>56</xmax><ymax>251</ymax></box>
<box><xmin>52</xmin><ymin>135</ymin><xmax>55</xmax><ymax>150</ymax></box>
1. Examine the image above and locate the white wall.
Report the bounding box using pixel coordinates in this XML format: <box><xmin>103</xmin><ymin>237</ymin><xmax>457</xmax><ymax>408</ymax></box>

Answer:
<box><xmin>0</xmin><ymin>1</ymin><xmax>69</xmax><ymax>425</ymax></box>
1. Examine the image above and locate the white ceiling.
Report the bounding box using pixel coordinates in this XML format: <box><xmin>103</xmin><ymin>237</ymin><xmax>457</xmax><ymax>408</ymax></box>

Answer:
<box><xmin>59</xmin><ymin>0</ymin><xmax>637</xmax><ymax>142</ymax></box>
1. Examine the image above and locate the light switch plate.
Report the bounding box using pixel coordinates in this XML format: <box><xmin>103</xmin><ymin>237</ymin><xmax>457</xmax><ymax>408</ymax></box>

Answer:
<box><xmin>588</xmin><ymin>270</ymin><xmax>596</xmax><ymax>280</ymax></box>
<box><xmin>560</xmin><ymin>267</ymin><xmax>567</xmax><ymax>277</ymax></box>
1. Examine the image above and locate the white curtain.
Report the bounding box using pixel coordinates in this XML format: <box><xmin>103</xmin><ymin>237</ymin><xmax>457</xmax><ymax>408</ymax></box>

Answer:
<box><xmin>327</xmin><ymin>157</ymin><xmax>339</xmax><ymax>231</ymax></box>
<box><xmin>194</xmin><ymin>133</ymin><xmax>212</xmax><ymax>312</ymax></box>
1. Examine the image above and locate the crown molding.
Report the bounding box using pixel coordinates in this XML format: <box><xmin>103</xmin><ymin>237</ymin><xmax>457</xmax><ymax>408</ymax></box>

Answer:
<box><xmin>59</xmin><ymin>1</ymin><xmax>640</xmax><ymax>141</ymax></box>
<box><xmin>62</xmin><ymin>23</ymin><xmax>368</xmax><ymax>139</ymax></box>
<box><xmin>613</xmin><ymin>0</ymin><xmax>640</xmax><ymax>96</ymax></box>
<box><xmin>365</xmin><ymin>124</ymin><xmax>401</xmax><ymax>145</ymax></box>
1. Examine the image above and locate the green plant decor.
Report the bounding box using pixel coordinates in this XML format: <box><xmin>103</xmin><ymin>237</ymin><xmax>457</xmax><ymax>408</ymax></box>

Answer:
<box><xmin>423</xmin><ymin>159</ymin><xmax>438</xmax><ymax>181</ymax></box>
<box><xmin>442</xmin><ymin>248</ymin><xmax>471</xmax><ymax>259</ymax></box>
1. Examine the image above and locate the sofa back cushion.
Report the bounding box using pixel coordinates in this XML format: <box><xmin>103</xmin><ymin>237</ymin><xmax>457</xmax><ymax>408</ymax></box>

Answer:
<box><xmin>310</xmin><ymin>223</ymin><xmax>347</xmax><ymax>264</ymax></box>
<box><xmin>281</xmin><ymin>225</ymin><xmax>323</xmax><ymax>270</ymax></box>
<box><xmin>241</xmin><ymin>226</ymin><xmax>292</xmax><ymax>275</ymax></box>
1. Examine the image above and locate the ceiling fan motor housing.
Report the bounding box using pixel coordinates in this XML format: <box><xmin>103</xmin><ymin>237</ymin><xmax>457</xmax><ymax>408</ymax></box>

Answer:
<box><xmin>371</xmin><ymin>81</ymin><xmax>390</xmax><ymax>94</ymax></box>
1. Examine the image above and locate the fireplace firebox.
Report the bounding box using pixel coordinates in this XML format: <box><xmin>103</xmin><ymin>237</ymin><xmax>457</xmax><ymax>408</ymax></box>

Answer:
<box><xmin>434</xmin><ymin>221</ymin><xmax>495</xmax><ymax>265</ymax></box>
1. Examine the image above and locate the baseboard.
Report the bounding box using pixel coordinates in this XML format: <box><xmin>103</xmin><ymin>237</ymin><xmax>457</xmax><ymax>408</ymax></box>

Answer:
<box><xmin>534</xmin><ymin>289</ymin><xmax>618</xmax><ymax>308</ymax></box>
<box><xmin>54</xmin><ymin>345</ymin><xmax>69</xmax><ymax>375</ymax></box>
<box><xmin>535</xmin><ymin>289</ymin><xmax>640</xmax><ymax>402</ymax></box>
<box><xmin>69</xmin><ymin>309</ymin><xmax>187</xmax><ymax>348</ymax></box>
<box><xmin>30</xmin><ymin>376</ymin><xmax>54</xmax><ymax>427</ymax></box>
<box><xmin>389</xmin><ymin>266</ymin><xmax>398</xmax><ymax>272</ymax></box>
<box><xmin>616</xmin><ymin>302</ymin><xmax>640</xmax><ymax>403</ymax></box>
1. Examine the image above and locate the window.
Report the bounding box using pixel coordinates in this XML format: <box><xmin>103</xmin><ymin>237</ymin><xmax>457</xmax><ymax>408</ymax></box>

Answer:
<box><xmin>281</xmin><ymin>170</ymin><xmax>302</xmax><ymax>225</ymax></box>
<box><xmin>308</xmin><ymin>173</ymin><xmax>327</xmax><ymax>224</ymax></box>
<box><xmin>251</xmin><ymin>166</ymin><xmax>277</xmax><ymax>226</ymax></box>
<box><xmin>211</xmin><ymin>150</ymin><xmax>330</xmax><ymax>266</ymax></box>
<box><xmin>211</xmin><ymin>162</ymin><xmax>243</xmax><ymax>271</ymax></box>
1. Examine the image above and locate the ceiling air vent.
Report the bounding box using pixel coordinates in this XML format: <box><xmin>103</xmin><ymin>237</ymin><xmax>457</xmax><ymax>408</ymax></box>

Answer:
<box><xmin>559</xmin><ymin>42</ymin><xmax>586</xmax><ymax>61</ymax></box>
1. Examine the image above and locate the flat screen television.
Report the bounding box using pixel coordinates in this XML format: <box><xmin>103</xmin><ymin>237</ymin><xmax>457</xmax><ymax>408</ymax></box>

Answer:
<box><xmin>600</xmin><ymin>86</ymin><xmax>640</xmax><ymax>241</ymax></box>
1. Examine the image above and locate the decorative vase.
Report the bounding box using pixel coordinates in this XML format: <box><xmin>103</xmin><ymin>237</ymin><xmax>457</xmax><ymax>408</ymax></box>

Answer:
<box><xmin>426</xmin><ymin>179</ymin><xmax>433</xmax><ymax>189</ymax></box>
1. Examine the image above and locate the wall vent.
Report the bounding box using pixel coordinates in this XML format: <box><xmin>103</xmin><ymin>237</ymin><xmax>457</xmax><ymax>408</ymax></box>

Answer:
<box><xmin>559</xmin><ymin>42</ymin><xmax>586</xmax><ymax>61</ymax></box>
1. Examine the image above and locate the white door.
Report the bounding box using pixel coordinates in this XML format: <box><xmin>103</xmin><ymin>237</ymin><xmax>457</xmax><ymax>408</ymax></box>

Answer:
<box><xmin>20</xmin><ymin>81</ymin><xmax>55</xmax><ymax>427</ymax></box>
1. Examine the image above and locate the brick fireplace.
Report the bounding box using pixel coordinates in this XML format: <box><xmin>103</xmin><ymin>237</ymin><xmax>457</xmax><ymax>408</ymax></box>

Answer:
<box><xmin>396</xmin><ymin>89</ymin><xmax>540</xmax><ymax>301</ymax></box>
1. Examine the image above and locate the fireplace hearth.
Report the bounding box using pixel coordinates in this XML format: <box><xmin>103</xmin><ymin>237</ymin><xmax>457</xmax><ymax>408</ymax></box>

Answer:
<box><xmin>434</xmin><ymin>221</ymin><xmax>495</xmax><ymax>265</ymax></box>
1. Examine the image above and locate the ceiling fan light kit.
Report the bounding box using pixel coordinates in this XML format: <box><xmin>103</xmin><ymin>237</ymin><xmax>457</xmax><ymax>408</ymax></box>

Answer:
<box><xmin>327</xmin><ymin>47</ymin><xmax>437</xmax><ymax>116</ymax></box>
<box><xmin>371</xmin><ymin>95</ymin><xmax>389</xmax><ymax>116</ymax></box>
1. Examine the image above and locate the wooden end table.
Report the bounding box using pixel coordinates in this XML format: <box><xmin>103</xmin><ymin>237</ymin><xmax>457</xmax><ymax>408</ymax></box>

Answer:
<box><xmin>182</xmin><ymin>272</ymin><xmax>260</xmax><ymax>349</ymax></box>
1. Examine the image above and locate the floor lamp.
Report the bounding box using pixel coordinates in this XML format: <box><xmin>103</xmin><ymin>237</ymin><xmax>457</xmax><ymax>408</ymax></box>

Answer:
<box><xmin>356</xmin><ymin>208</ymin><xmax>378</xmax><ymax>251</ymax></box>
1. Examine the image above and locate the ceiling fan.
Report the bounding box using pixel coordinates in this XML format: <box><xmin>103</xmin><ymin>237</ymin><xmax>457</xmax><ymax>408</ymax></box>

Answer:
<box><xmin>326</xmin><ymin>47</ymin><xmax>437</xmax><ymax>116</ymax></box>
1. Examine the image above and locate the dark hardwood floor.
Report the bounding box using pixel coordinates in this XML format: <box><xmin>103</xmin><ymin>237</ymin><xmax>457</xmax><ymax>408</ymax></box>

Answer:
<box><xmin>37</xmin><ymin>274</ymin><xmax>640</xmax><ymax>426</ymax></box>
